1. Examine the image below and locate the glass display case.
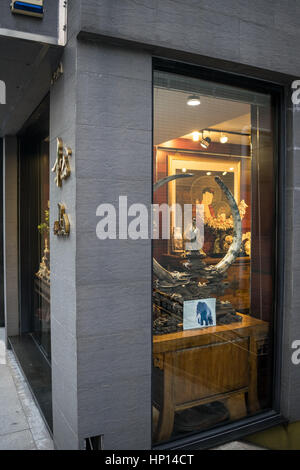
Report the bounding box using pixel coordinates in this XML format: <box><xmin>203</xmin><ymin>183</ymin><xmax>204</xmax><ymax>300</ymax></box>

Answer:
<box><xmin>152</xmin><ymin>70</ymin><xmax>276</xmax><ymax>444</ymax></box>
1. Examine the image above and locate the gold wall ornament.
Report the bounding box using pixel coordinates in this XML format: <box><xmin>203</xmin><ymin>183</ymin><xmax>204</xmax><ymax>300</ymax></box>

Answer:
<box><xmin>53</xmin><ymin>203</ymin><xmax>70</xmax><ymax>237</ymax></box>
<box><xmin>52</xmin><ymin>137</ymin><xmax>72</xmax><ymax>187</ymax></box>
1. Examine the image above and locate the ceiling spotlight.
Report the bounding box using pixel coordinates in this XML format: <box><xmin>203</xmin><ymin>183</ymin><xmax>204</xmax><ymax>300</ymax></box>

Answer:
<box><xmin>187</xmin><ymin>95</ymin><xmax>201</xmax><ymax>106</ymax></box>
<box><xmin>206</xmin><ymin>172</ymin><xmax>212</xmax><ymax>176</ymax></box>
<box><xmin>229</xmin><ymin>167</ymin><xmax>234</xmax><ymax>171</ymax></box>
<box><xmin>182</xmin><ymin>168</ymin><xmax>187</xmax><ymax>173</ymax></box>
<box><xmin>192</xmin><ymin>131</ymin><xmax>200</xmax><ymax>142</ymax></box>
<box><xmin>220</xmin><ymin>134</ymin><xmax>228</xmax><ymax>144</ymax></box>
<box><xmin>200</xmin><ymin>136</ymin><xmax>211</xmax><ymax>149</ymax></box>
<box><xmin>222</xmin><ymin>171</ymin><xmax>227</xmax><ymax>176</ymax></box>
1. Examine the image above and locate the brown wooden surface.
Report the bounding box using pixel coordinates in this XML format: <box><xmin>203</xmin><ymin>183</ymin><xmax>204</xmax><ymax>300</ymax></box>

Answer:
<box><xmin>153</xmin><ymin>314</ymin><xmax>268</xmax><ymax>442</ymax></box>
<box><xmin>173</xmin><ymin>337</ymin><xmax>249</xmax><ymax>404</ymax></box>
<box><xmin>153</xmin><ymin>313</ymin><xmax>267</xmax><ymax>352</ymax></box>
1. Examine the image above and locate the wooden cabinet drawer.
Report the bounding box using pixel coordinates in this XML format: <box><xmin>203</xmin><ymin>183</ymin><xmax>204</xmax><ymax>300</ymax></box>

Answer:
<box><xmin>174</xmin><ymin>338</ymin><xmax>249</xmax><ymax>405</ymax></box>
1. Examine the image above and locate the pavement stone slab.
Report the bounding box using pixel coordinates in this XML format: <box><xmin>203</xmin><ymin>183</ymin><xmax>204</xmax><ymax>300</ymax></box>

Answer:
<box><xmin>0</xmin><ymin>329</ymin><xmax>53</xmax><ymax>450</ymax></box>
<box><xmin>0</xmin><ymin>429</ymin><xmax>36</xmax><ymax>450</ymax></box>
<box><xmin>0</xmin><ymin>408</ymin><xmax>29</xmax><ymax>437</ymax></box>
<box><xmin>212</xmin><ymin>440</ymin><xmax>265</xmax><ymax>450</ymax></box>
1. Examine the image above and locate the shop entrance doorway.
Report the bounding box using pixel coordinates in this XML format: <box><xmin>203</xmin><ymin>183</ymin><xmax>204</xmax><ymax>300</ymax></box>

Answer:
<box><xmin>9</xmin><ymin>95</ymin><xmax>52</xmax><ymax>430</ymax></box>
<box><xmin>19</xmin><ymin>97</ymin><xmax>50</xmax><ymax>360</ymax></box>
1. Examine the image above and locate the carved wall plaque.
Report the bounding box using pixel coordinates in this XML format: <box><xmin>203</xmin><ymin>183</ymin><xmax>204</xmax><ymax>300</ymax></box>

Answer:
<box><xmin>53</xmin><ymin>203</ymin><xmax>70</xmax><ymax>237</ymax></box>
<box><xmin>52</xmin><ymin>137</ymin><xmax>72</xmax><ymax>187</ymax></box>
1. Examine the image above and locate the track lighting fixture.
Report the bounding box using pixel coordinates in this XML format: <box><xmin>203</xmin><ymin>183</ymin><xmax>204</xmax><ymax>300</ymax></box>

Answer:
<box><xmin>200</xmin><ymin>134</ymin><xmax>211</xmax><ymax>149</ymax></box>
<box><xmin>187</xmin><ymin>95</ymin><xmax>201</xmax><ymax>106</ymax></box>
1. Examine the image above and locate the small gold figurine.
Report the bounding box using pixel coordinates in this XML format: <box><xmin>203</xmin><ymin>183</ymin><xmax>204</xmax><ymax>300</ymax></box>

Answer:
<box><xmin>36</xmin><ymin>238</ymin><xmax>50</xmax><ymax>282</ymax></box>
<box><xmin>53</xmin><ymin>203</ymin><xmax>70</xmax><ymax>237</ymax></box>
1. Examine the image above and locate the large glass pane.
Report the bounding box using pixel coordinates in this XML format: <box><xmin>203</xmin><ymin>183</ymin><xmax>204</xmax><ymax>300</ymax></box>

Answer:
<box><xmin>34</xmin><ymin>140</ymin><xmax>50</xmax><ymax>359</ymax></box>
<box><xmin>152</xmin><ymin>70</ymin><xmax>275</xmax><ymax>444</ymax></box>
<box><xmin>19</xmin><ymin>129</ymin><xmax>51</xmax><ymax>360</ymax></box>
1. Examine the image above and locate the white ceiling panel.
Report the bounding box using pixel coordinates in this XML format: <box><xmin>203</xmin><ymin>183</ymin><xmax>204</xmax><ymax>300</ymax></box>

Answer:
<box><xmin>154</xmin><ymin>88</ymin><xmax>250</xmax><ymax>145</ymax></box>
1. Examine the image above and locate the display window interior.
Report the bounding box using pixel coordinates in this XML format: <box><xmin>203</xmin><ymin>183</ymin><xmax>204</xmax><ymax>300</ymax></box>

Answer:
<box><xmin>152</xmin><ymin>70</ymin><xmax>276</xmax><ymax>444</ymax></box>
<box><xmin>10</xmin><ymin>97</ymin><xmax>52</xmax><ymax>429</ymax></box>
<box><xmin>19</xmin><ymin>120</ymin><xmax>50</xmax><ymax>359</ymax></box>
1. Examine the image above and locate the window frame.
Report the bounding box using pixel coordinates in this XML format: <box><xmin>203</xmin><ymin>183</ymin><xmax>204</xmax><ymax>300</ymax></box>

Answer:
<box><xmin>152</xmin><ymin>57</ymin><xmax>286</xmax><ymax>450</ymax></box>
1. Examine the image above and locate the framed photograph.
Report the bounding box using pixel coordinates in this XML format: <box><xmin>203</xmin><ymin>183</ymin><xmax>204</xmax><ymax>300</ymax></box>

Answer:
<box><xmin>168</xmin><ymin>153</ymin><xmax>241</xmax><ymax>238</ymax></box>
<box><xmin>183</xmin><ymin>298</ymin><xmax>216</xmax><ymax>330</ymax></box>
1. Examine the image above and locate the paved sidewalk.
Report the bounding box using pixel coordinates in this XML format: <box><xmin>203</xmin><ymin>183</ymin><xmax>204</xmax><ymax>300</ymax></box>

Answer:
<box><xmin>0</xmin><ymin>328</ymin><xmax>53</xmax><ymax>450</ymax></box>
<box><xmin>212</xmin><ymin>441</ymin><xmax>265</xmax><ymax>450</ymax></box>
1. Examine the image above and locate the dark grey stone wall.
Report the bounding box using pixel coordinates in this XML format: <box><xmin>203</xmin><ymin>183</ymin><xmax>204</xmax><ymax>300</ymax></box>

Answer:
<box><xmin>281</xmin><ymin>95</ymin><xmax>300</xmax><ymax>422</ymax></box>
<box><xmin>79</xmin><ymin>0</ymin><xmax>300</xmax><ymax>77</ymax></box>
<box><xmin>49</xmin><ymin>13</ymin><xmax>79</xmax><ymax>449</ymax></box>
<box><xmin>75</xmin><ymin>41</ymin><xmax>152</xmax><ymax>449</ymax></box>
<box><xmin>50</xmin><ymin>33</ymin><xmax>153</xmax><ymax>448</ymax></box>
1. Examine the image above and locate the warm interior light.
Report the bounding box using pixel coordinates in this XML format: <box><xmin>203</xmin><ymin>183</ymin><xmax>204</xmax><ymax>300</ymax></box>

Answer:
<box><xmin>192</xmin><ymin>131</ymin><xmax>200</xmax><ymax>142</ymax></box>
<box><xmin>187</xmin><ymin>95</ymin><xmax>201</xmax><ymax>106</ymax></box>
<box><xmin>220</xmin><ymin>134</ymin><xmax>228</xmax><ymax>144</ymax></box>
<box><xmin>229</xmin><ymin>167</ymin><xmax>234</xmax><ymax>171</ymax></box>
<box><xmin>206</xmin><ymin>172</ymin><xmax>212</xmax><ymax>176</ymax></box>
<box><xmin>222</xmin><ymin>171</ymin><xmax>227</xmax><ymax>175</ymax></box>
<box><xmin>182</xmin><ymin>168</ymin><xmax>187</xmax><ymax>173</ymax></box>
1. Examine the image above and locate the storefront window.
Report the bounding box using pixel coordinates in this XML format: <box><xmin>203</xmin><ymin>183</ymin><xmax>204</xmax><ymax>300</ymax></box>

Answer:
<box><xmin>19</xmin><ymin>135</ymin><xmax>51</xmax><ymax>359</ymax></box>
<box><xmin>34</xmin><ymin>143</ymin><xmax>50</xmax><ymax>359</ymax></box>
<box><xmin>152</xmin><ymin>69</ymin><xmax>276</xmax><ymax>444</ymax></box>
<box><xmin>11</xmin><ymin>97</ymin><xmax>52</xmax><ymax>429</ymax></box>
<box><xmin>18</xmin><ymin>102</ymin><xmax>51</xmax><ymax>361</ymax></box>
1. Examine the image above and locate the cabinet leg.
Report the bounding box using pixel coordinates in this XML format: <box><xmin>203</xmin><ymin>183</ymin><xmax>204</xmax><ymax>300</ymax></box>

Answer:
<box><xmin>155</xmin><ymin>403</ymin><xmax>175</xmax><ymax>443</ymax></box>
<box><xmin>248</xmin><ymin>336</ymin><xmax>260</xmax><ymax>413</ymax></box>
<box><xmin>225</xmin><ymin>392</ymin><xmax>247</xmax><ymax>420</ymax></box>
<box><xmin>154</xmin><ymin>354</ymin><xmax>175</xmax><ymax>443</ymax></box>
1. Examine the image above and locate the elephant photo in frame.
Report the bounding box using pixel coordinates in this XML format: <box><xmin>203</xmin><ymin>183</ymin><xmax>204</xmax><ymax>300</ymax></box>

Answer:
<box><xmin>183</xmin><ymin>298</ymin><xmax>216</xmax><ymax>330</ymax></box>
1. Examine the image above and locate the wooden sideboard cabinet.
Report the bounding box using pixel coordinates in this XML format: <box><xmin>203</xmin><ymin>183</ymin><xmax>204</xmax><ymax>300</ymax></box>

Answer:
<box><xmin>153</xmin><ymin>313</ymin><xmax>268</xmax><ymax>442</ymax></box>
